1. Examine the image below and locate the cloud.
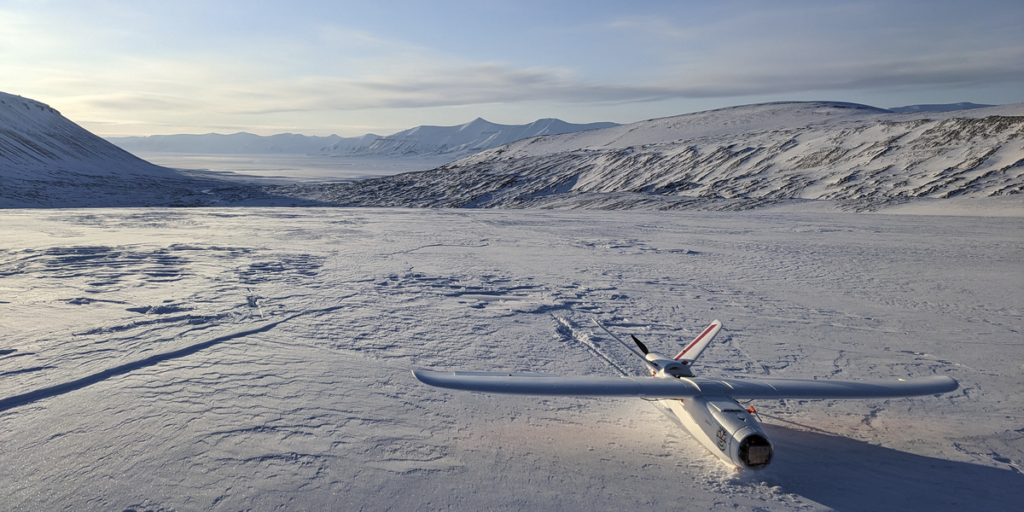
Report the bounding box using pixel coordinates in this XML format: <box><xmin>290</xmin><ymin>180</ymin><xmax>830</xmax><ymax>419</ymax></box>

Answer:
<box><xmin>34</xmin><ymin>42</ymin><xmax>1024</xmax><ymax>135</ymax></box>
<box><xmin>677</xmin><ymin>47</ymin><xmax>1024</xmax><ymax>97</ymax></box>
<box><xmin>207</xmin><ymin>44</ymin><xmax>1024</xmax><ymax>115</ymax></box>
<box><xmin>227</xmin><ymin>65</ymin><xmax>672</xmax><ymax>113</ymax></box>
<box><xmin>8</xmin><ymin>0</ymin><xmax>1020</xmax><ymax>136</ymax></box>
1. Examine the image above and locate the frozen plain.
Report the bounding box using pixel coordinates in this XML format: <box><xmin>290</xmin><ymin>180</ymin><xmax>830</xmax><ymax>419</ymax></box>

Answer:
<box><xmin>0</xmin><ymin>207</ymin><xmax>1022</xmax><ymax>511</ymax></box>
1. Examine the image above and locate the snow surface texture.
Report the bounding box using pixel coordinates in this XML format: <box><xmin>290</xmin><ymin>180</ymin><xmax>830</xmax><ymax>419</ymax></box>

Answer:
<box><xmin>1</xmin><ymin>208</ymin><xmax>1021</xmax><ymax>511</ymax></box>
<box><xmin>289</xmin><ymin>102</ymin><xmax>1024</xmax><ymax>212</ymax></box>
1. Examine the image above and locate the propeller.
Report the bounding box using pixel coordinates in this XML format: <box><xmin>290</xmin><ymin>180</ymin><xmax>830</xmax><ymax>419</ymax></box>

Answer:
<box><xmin>630</xmin><ymin>335</ymin><xmax>650</xmax><ymax>355</ymax></box>
<box><xmin>591</xmin><ymin>317</ymin><xmax>659</xmax><ymax>372</ymax></box>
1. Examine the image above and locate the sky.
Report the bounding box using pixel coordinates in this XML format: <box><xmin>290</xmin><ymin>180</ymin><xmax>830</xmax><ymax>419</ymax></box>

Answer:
<box><xmin>2</xmin><ymin>0</ymin><xmax>1022</xmax><ymax>137</ymax></box>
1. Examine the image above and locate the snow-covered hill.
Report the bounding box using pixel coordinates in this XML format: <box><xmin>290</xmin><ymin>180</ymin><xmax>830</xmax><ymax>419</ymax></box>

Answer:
<box><xmin>0</xmin><ymin>92</ymin><xmax>171</xmax><ymax>179</ymax></box>
<box><xmin>105</xmin><ymin>118</ymin><xmax>619</xmax><ymax>159</ymax></box>
<box><xmin>290</xmin><ymin>101</ymin><xmax>1024</xmax><ymax>211</ymax></box>
<box><xmin>0</xmin><ymin>92</ymin><xmax>220</xmax><ymax>207</ymax></box>
<box><xmin>4</xmin><ymin>93</ymin><xmax>1022</xmax><ymax>212</ymax></box>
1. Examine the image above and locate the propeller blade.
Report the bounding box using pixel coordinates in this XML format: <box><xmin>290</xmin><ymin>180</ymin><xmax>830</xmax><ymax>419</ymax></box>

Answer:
<box><xmin>590</xmin><ymin>317</ymin><xmax>659</xmax><ymax>372</ymax></box>
<box><xmin>630</xmin><ymin>335</ymin><xmax>650</xmax><ymax>355</ymax></box>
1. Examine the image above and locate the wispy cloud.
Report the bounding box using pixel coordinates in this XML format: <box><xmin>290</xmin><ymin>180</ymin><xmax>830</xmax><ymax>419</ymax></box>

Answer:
<box><xmin>4</xmin><ymin>0</ymin><xmax>1021</xmax><ymax>136</ymax></box>
<box><xmin>158</xmin><ymin>46</ymin><xmax>1024</xmax><ymax>114</ymax></box>
<box><xmin>47</xmin><ymin>44</ymin><xmax>1023</xmax><ymax>137</ymax></box>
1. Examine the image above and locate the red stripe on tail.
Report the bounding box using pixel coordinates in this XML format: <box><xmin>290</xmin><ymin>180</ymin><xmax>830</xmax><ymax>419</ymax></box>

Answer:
<box><xmin>675</xmin><ymin>323</ymin><xmax>717</xmax><ymax>360</ymax></box>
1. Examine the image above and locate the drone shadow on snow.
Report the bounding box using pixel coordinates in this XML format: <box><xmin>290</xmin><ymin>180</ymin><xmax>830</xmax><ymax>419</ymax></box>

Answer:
<box><xmin>759</xmin><ymin>422</ymin><xmax>1022</xmax><ymax>512</ymax></box>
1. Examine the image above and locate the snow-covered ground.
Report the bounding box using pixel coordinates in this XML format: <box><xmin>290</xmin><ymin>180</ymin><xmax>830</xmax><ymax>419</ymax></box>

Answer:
<box><xmin>1</xmin><ymin>207</ymin><xmax>1021</xmax><ymax>511</ymax></box>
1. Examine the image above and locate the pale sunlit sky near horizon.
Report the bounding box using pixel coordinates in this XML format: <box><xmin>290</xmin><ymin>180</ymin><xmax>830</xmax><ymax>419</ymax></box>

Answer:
<box><xmin>2</xmin><ymin>0</ymin><xmax>1022</xmax><ymax>137</ymax></box>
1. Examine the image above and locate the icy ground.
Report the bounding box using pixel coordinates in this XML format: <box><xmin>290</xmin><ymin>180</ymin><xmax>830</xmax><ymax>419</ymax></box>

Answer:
<box><xmin>1</xmin><ymin>208</ymin><xmax>1021</xmax><ymax>511</ymax></box>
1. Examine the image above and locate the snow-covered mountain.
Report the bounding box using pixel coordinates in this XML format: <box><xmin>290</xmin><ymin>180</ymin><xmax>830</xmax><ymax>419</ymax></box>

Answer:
<box><xmin>323</xmin><ymin>117</ymin><xmax>619</xmax><ymax>158</ymax></box>
<box><xmin>888</xmin><ymin>102</ymin><xmax>995</xmax><ymax>113</ymax></box>
<box><xmin>0</xmin><ymin>92</ymin><xmax>171</xmax><ymax>179</ymax></box>
<box><xmin>0</xmin><ymin>92</ymin><xmax>221</xmax><ymax>207</ymax></box>
<box><xmin>4</xmin><ymin>93</ymin><xmax>1021</xmax><ymax>211</ymax></box>
<box><xmin>106</xmin><ymin>132</ymin><xmax>377</xmax><ymax>155</ymax></box>
<box><xmin>105</xmin><ymin>118</ymin><xmax>619</xmax><ymax>159</ymax></box>
<box><xmin>290</xmin><ymin>101</ymin><xmax>1024</xmax><ymax>211</ymax></box>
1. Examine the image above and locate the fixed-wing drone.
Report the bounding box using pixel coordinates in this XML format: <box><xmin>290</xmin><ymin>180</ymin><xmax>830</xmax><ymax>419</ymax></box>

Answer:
<box><xmin>413</xmin><ymin>319</ymin><xmax>958</xmax><ymax>470</ymax></box>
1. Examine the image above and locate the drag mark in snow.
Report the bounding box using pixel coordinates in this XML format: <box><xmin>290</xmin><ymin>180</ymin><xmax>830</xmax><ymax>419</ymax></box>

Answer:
<box><xmin>831</xmin><ymin>350</ymin><xmax>848</xmax><ymax>378</ymax></box>
<box><xmin>0</xmin><ymin>304</ymin><xmax>349</xmax><ymax>413</ymax></box>
<box><xmin>860</xmin><ymin>406</ymin><xmax>882</xmax><ymax>428</ymax></box>
<box><xmin>552</xmin><ymin>315</ymin><xmax>631</xmax><ymax>377</ymax></box>
<box><xmin>384</xmin><ymin>242</ymin><xmax>490</xmax><ymax>257</ymax></box>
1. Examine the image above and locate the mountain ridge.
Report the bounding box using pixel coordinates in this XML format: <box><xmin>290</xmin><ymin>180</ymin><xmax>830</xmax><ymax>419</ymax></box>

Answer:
<box><xmin>888</xmin><ymin>102</ymin><xmax>995</xmax><ymax>113</ymax></box>
<box><xmin>4</xmin><ymin>92</ymin><xmax>1022</xmax><ymax>211</ymax></box>
<box><xmin>103</xmin><ymin>102</ymin><xmax>997</xmax><ymax>158</ymax></box>
<box><xmin>106</xmin><ymin>118</ymin><xmax>619</xmax><ymax>158</ymax></box>
<box><xmin>281</xmin><ymin>101</ymin><xmax>1024</xmax><ymax>211</ymax></box>
<box><xmin>0</xmin><ymin>91</ymin><xmax>171</xmax><ymax>179</ymax></box>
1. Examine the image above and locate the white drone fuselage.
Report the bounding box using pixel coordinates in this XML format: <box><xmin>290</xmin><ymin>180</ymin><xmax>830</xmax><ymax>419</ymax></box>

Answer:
<box><xmin>639</xmin><ymin>349</ymin><xmax>771</xmax><ymax>468</ymax></box>
<box><xmin>642</xmin><ymin>349</ymin><xmax>773</xmax><ymax>469</ymax></box>
<box><xmin>666</xmin><ymin>394</ymin><xmax>773</xmax><ymax>469</ymax></box>
<box><xmin>412</xmin><ymin>319</ymin><xmax>957</xmax><ymax>471</ymax></box>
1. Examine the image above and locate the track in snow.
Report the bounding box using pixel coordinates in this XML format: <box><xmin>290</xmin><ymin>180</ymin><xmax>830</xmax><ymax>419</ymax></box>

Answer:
<box><xmin>1</xmin><ymin>208</ymin><xmax>1021</xmax><ymax>511</ymax></box>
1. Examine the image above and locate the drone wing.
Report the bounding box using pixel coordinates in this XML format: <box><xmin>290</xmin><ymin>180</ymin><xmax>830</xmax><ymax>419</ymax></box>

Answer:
<box><xmin>413</xmin><ymin>370</ymin><xmax>958</xmax><ymax>400</ymax></box>
<box><xmin>412</xmin><ymin>369</ymin><xmax>702</xmax><ymax>398</ymax></box>
<box><xmin>693</xmin><ymin>375</ymin><xmax>958</xmax><ymax>399</ymax></box>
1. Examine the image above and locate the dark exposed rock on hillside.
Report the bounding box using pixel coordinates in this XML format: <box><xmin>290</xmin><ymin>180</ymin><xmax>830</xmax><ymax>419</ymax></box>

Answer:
<box><xmin>280</xmin><ymin>102</ymin><xmax>1024</xmax><ymax>211</ymax></box>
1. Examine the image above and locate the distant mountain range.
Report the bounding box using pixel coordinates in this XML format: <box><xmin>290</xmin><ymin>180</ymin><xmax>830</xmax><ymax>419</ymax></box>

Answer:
<box><xmin>3</xmin><ymin>91</ymin><xmax>1021</xmax><ymax>210</ymax></box>
<box><xmin>106</xmin><ymin>103</ymin><xmax>996</xmax><ymax>159</ymax></box>
<box><xmin>887</xmin><ymin>102</ymin><xmax>995</xmax><ymax>113</ymax></box>
<box><xmin>105</xmin><ymin>132</ymin><xmax>359</xmax><ymax>155</ymax></box>
<box><xmin>106</xmin><ymin>118</ymin><xmax>619</xmax><ymax>158</ymax></box>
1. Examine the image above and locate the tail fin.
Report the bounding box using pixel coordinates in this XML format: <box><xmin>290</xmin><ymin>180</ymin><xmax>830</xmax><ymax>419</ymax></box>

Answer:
<box><xmin>674</xmin><ymin>320</ymin><xmax>722</xmax><ymax>364</ymax></box>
